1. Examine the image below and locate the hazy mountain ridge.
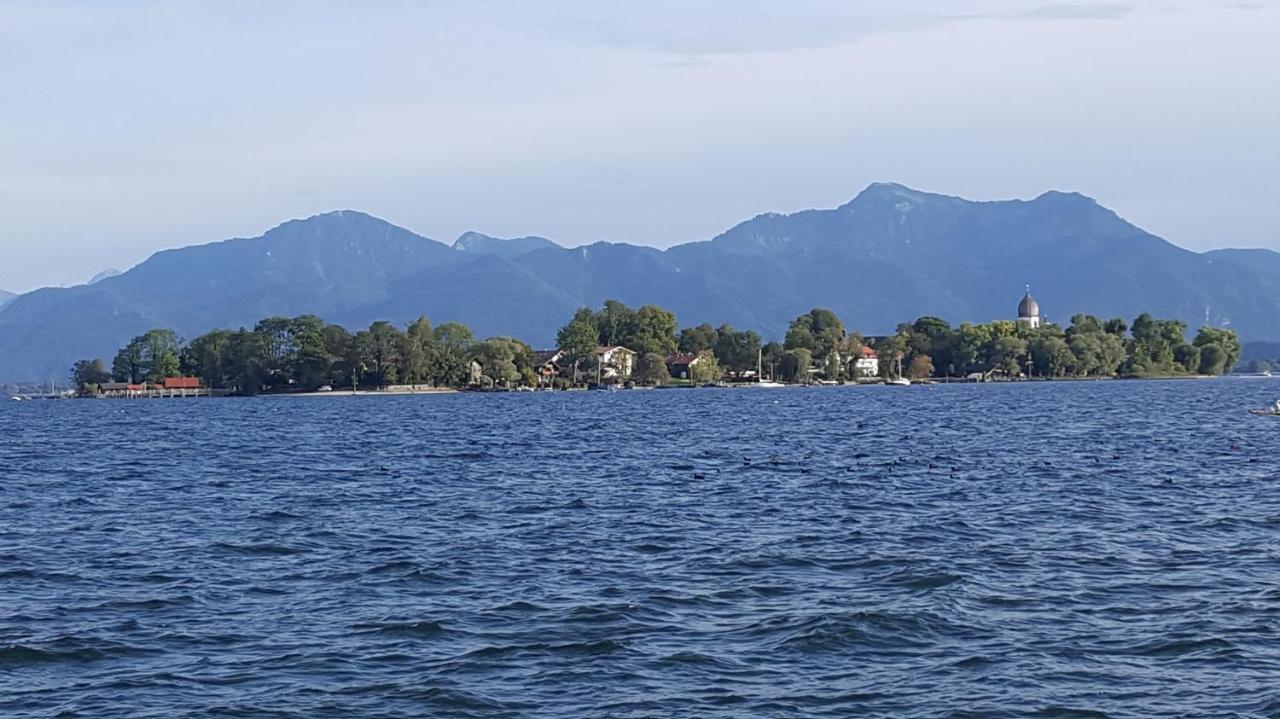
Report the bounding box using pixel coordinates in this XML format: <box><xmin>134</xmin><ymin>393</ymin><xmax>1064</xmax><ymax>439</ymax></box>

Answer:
<box><xmin>452</xmin><ymin>231</ymin><xmax>560</xmax><ymax>258</ymax></box>
<box><xmin>3</xmin><ymin>185</ymin><xmax>1280</xmax><ymax>381</ymax></box>
<box><xmin>88</xmin><ymin>268</ymin><xmax>121</xmax><ymax>285</ymax></box>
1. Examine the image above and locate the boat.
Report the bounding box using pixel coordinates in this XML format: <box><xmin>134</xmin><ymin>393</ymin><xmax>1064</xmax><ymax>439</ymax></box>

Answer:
<box><xmin>1248</xmin><ymin>407</ymin><xmax>1280</xmax><ymax>416</ymax></box>
<box><xmin>888</xmin><ymin>378</ymin><xmax>911</xmax><ymax>386</ymax></box>
<box><xmin>751</xmin><ymin>348</ymin><xmax>787</xmax><ymax>387</ymax></box>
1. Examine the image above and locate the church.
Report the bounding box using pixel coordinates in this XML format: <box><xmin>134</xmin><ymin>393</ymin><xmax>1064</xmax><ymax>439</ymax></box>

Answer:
<box><xmin>1017</xmin><ymin>286</ymin><xmax>1042</xmax><ymax>329</ymax></box>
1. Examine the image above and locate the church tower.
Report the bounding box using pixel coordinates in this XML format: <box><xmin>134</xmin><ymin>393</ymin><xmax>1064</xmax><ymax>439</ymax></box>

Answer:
<box><xmin>1017</xmin><ymin>286</ymin><xmax>1042</xmax><ymax>329</ymax></box>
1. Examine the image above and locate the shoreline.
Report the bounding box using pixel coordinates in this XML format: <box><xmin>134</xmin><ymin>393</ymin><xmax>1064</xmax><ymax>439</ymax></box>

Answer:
<box><xmin>37</xmin><ymin>368</ymin><xmax>1259</xmax><ymax>396</ymax></box>
<box><xmin>275</xmin><ymin>387</ymin><xmax>460</xmax><ymax>398</ymax></box>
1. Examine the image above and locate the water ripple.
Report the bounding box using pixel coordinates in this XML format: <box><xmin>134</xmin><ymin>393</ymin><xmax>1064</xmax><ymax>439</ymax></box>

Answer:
<box><xmin>2</xmin><ymin>381</ymin><xmax>1279</xmax><ymax>717</ymax></box>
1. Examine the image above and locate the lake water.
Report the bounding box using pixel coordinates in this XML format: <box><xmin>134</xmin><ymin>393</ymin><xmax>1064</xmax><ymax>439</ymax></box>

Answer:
<box><xmin>2</xmin><ymin>381</ymin><xmax>1279</xmax><ymax>717</ymax></box>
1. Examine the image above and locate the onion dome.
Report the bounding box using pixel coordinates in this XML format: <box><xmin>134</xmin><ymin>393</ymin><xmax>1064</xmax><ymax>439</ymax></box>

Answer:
<box><xmin>1018</xmin><ymin>287</ymin><xmax>1040</xmax><ymax>318</ymax></box>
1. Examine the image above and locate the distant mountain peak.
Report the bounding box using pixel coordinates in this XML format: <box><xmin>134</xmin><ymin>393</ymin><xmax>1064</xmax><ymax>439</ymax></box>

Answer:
<box><xmin>1032</xmin><ymin>189</ymin><xmax>1099</xmax><ymax>205</ymax></box>
<box><xmin>843</xmin><ymin>182</ymin><xmax>964</xmax><ymax>211</ymax></box>
<box><xmin>453</xmin><ymin>231</ymin><xmax>559</xmax><ymax>259</ymax></box>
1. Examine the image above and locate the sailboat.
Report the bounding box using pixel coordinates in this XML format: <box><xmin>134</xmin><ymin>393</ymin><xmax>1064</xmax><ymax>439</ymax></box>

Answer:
<box><xmin>887</xmin><ymin>353</ymin><xmax>910</xmax><ymax>385</ymax></box>
<box><xmin>753</xmin><ymin>348</ymin><xmax>785</xmax><ymax>388</ymax></box>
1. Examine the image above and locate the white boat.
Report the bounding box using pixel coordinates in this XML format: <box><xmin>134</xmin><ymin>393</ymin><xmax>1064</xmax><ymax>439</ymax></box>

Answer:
<box><xmin>887</xmin><ymin>378</ymin><xmax>911</xmax><ymax>386</ymax></box>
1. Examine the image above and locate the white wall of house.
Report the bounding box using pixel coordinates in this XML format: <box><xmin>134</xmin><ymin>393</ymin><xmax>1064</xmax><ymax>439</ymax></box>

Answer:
<box><xmin>598</xmin><ymin>348</ymin><xmax>636</xmax><ymax>378</ymax></box>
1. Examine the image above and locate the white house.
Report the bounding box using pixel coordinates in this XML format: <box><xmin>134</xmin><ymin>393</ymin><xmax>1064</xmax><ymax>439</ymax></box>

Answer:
<box><xmin>854</xmin><ymin>346</ymin><xmax>880</xmax><ymax>377</ymax></box>
<box><xmin>596</xmin><ymin>346</ymin><xmax>637</xmax><ymax>379</ymax></box>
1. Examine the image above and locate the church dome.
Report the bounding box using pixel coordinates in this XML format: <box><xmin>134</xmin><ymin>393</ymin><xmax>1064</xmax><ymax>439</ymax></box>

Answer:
<box><xmin>1018</xmin><ymin>289</ymin><xmax>1040</xmax><ymax>318</ymax></box>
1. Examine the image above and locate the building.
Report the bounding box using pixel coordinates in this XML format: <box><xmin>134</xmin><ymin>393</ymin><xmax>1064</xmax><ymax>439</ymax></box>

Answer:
<box><xmin>1017</xmin><ymin>286</ymin><xmax>1042</xmax><ymax>329</ymax></box>
<box><xmin>533</xmin><ymin>349</ymin><xmax>565</xmax><ymax>383</ymax></box>
<box><xmin>854</xmin><ymin>346</ymin><xmax>879</xmax><ymax>377</ymax></box>
<box><xmin>98</xmin><ymin>382</ymin><xmax>144</xmax><ymax>398</ymax></box>
<box><xmin>596</xmin><ymin>346</ymin><xmax>637</xmax><ymax>379</ymax></box>
<box><xmin>665</xmin><ymin>352</ymin><xmax>701</xmax><ymax>380</ymax></box>
<box><xmin>162</xmin><ymin>377</ymin><xmax>201</xmax><ymax>390</ymax></box>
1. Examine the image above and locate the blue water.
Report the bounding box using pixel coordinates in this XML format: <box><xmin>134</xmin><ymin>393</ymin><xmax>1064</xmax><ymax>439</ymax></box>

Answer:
<box><xmin>2</xmin><ymin>381</ymin><xmax>1279</xmax><ymax>717</ymax></box>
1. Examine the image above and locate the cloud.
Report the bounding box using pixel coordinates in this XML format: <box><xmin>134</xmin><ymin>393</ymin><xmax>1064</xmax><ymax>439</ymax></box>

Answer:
<box><xmin>1022</xmin><ymin>3</ymin><xmax>1132</xmax><ymax>20</ymax></box>
<box><xmin>546</xmin><ymin>2</ymin><xmax>1136</xmax><ymax>58</ymax></box>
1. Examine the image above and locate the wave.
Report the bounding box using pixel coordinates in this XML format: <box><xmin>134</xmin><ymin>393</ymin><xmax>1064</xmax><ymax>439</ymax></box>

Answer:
<box><xmin>210</xmin><ymin>542</ymin><xmax>306</xmax><ymax>556</ymax></box>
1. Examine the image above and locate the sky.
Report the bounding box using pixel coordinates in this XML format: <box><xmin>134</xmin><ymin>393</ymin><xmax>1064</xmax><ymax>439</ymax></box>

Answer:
<box><xmin>1</xmin><ymin>0</ymin><xmax>1277</xmax><ymax>293</ymax></box>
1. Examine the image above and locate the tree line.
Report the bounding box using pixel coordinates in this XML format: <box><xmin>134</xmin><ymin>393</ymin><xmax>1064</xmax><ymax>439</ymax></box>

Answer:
<box><xmin>876</xmin><ymin>314</ymin><xmax>1241</xmax><ymax>380</ymax></box>
<box><xmin>72</xmin><ymin>302</ymin><xmax>1242</xmax><ymax>393</ymax></box>
<box><xmin>74</xmin><ymin>316</ymin><xmax>539</xmax><ymax>395</ymax></box>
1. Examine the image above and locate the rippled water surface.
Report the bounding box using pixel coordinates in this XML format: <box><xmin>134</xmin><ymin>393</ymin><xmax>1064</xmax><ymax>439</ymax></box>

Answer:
<box><xmin>3</xmin><ymin>381</ymin><xmax>1280</xmax><ymax>717</ymax></box>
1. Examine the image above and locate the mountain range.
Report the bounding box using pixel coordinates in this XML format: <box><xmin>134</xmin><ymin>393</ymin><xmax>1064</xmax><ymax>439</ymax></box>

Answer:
<box><xmin>2</xmin><ymin>183</ymin><xmax>1279</xmax><ymax>382</ymax></box>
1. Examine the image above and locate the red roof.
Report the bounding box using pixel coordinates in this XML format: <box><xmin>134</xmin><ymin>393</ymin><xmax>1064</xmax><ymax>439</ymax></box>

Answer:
<box><xmin>860</xmin><ymin>346</ymin><xmax>878</xmax><ymax>358</ymax></box>
<box><xmin>163</xmin><ymin>377</ymin><xmax>201</xmax><ymax>389</ymax></box>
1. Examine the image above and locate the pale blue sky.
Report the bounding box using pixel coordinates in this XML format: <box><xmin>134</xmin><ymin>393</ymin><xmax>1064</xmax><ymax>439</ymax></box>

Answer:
<box><xmin>1</xmin><ymin>1</ymin><xmax>1277</xmax><ymax>292</ymax></box>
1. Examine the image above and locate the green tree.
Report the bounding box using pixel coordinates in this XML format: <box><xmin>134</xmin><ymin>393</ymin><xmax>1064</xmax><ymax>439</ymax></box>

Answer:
<box><xmin>112</xmin><ymin>340</ymin><xmax>145</xmax><ymax>384</ymax></box>
<box><xmin>1173</xmin><ymin>343</ymin><xmax>1201</xmax><ymax>374</ymax></box>
<box><xmin>986</xmin><ymin>335</ymin><xmax>1028</xmax><ymax>377</ymax></box>
<box><xmin>714</xmin><ymin>325</ymin><xmax>762</xmax><ymax>378</ymax></box>
<box><xmin>1067</xmin><ymin>332</ymin><xmax>1101</xmax><ymax>376</ymax></box>
<box><xmin>183</xmin><ymin>329</ymin><xmax>235</xmax><ymax>389</ymax></box>
<box><xmin>432</xmin><ymin>322</ymin><xmax>475</xmax><ymax>386</ymax></box>
<box><xmin>291</xmin><ymin>318</ymin><xmax>337</xmax><ymax>390</ymax></box>
<box><xmin>1066</xmin><ymin>314</ymin><xmax>1104</xmax><ymax>337</ymax></box>
<box><xmin>907</xmin><ymin>317</ymin><xmax>953</xmax><ymax>375</ymax></box>
<box><xmin>321</xmin><ymin>325</ymin><xmax>355</xmax><ymax>387</ymax></box>
<box><xmin>778</xmin><ymin>348</ymin><xmax>812</xmax><ymax>383</ymax></box>
<box><xmin>1098</xmin><ymin>333</ymin><xmax>1127</xmax><ymax>376</ymax></box>
<box><xmin>400</xmin><ymin>316</ymin><xmax>436</xmax><ymax>385</ymax></box>
<box><xmin>1197</xmin><ymin>343</ymin><xmax>1228</xmax><ymax>376</ymax></box>
<box><xmin>1103</xmin><ymin>317</ymin><xmax>1128</xmax><ymax>336</ymax></box>
<box><xmin>635</xmin><ymin>352</ymin><xmax>671</xmax><ymax>386</ymax></box>
<box><xmin>226</xmin><ymin>329</ymin><xmax>270</xmax><ymax>394</ymax></box>
<box><xmin>350</xmin><ymin>321</ymin><xmax>403</xmax><ymax>388</ymax></box>
<box><xmin>1029</xmin><ymin>335</ymin><xmax>1073</xmax><ymax>377</ymax></box>
<box><xmin>1193</xmin><ymin>327</ymin><xmax>1241</xmax><ymax>373</ymax></box>
<box><xmin>595</xmin><ymin>300</ymin><xmax>637</xmax><ymax>347</ymax></box>
<box><xmin>71</xmin><ymin>358</ymin><xmax>111</xmax><ymax>390</ymax></box>
<box><xmin>629</xmin><ymin>305</ymin><xmax>678</xmax><ymax>356</ymax></box>
<box><xmin>679</xmin><ymin>324</ymin><xmax>718</xmax><ymax>354</ymax></box>
<box><xmin>876</xmin><ymin>335</ymin><xmax>907</xmax><ymax>379</ymax></box>
<box><xmin>690</xmin><ymin>350</ymin><xmax>722</xmax><ymax>384</ymax></box>
<box><xmin>114</xmin><ymin>329</ymin><xmax>182</xmax><ymax>383</ymax></box>
<box><xmin>785</xmin><ymin>308</ymin><xmax>845</xmax><ymax>359</ymax></box>
<box><xmin>556</xmin><ymin>309</ymin><xmax>600</xmax><ymax>384</ymax></box>
<box><xmin>470</xmin><ymin>338</ymin><xmax>522</xmax><ymax>387</ymax></box>
<box><xmin>141</xmin><ymin>329</ymin><xmax>182</xmax><ymax>382</ymax></box>
<box><xmin>952</xmin><ymin>323</ymin><xmax>986</xmax><ymax>375</ymax></box>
